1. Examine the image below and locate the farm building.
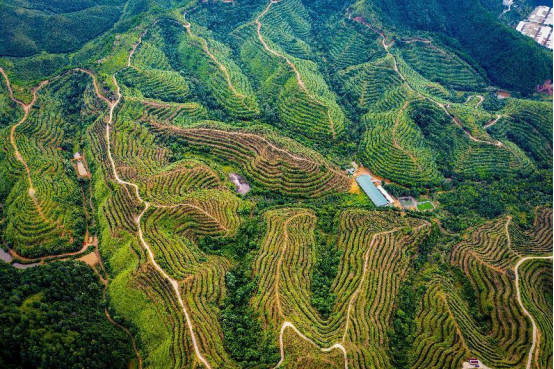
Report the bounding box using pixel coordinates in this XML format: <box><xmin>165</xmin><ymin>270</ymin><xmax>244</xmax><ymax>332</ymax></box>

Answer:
<box><xmin>356</xmin><ymin>175</ymin><xmax>389</xmax><ymax>207</ymax></box>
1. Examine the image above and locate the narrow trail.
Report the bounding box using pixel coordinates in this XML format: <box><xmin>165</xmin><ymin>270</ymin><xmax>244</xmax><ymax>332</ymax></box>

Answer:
<box><xmin>96</xmin><ymin>31</ymin><xmax>214</xmax><ymax>368</ymax></box>
<box><xmin>484</xmin><ymin>114</ymin><xmax>503</xmax><ymax>129</ymax></box>
<box><xmin>504</xmin><ymin>216</ymin><xmax>522</xmax><ymax>258</ymax></box>
<box><xmin>1</xmin><ymin>67</ymin><xmax>143</xmax><ymax>368</ymax></box>
<box><xmin>181</xmin><ymin>12</ymin><xmax>246</xmax><ymax>99</ymax></box>
<box><xmin>104</xmin><ymin>308</ymin><xmax>143</xmax><ymax>369</ymax></box>
<box><xmin>274</xmin><ymin>222</ymin><xmax>429</xmax><ymax>369</ymax></box>
<box><xmin>475</xmin><ymin>95</ymin><xmax>484</xmax><ymax>108</ymax></box>
<box><xmin>273</xmin><ymin>212</ymin><xmax>315</xmax><ymax>318</ymax></box>
<box><xmin>500</xmin><ymin>0</ymin><xmax>513</xmax><ymax>18</ymax></box>
<box><xmin>348</xmin><ymin>13</ymin><xmax>503</xmax><ymax>148</ymax></box>
<box><xmin>0</xmin><ymin>68</ymin><xmax>51</xmax><ymax>219</ymax></box>
<box><xmin>275</xmin><ymin>321</ymin><xmax>348</xmax><ymax>369</ymax></box>
<box><xmin>8</xmin><ymin>242</ymin><xmax>91</xmax><ymax>264</ymax></box>
<box><xmin>255</xmin><ymin>0</ymin><xmax>336</xmax><ymax>138</ymax></box>
<box><xmin>465</xmin><ymin>94</ymin><xmax>484</xmax><ymax>108</ymax></box>
<box><xmin>436</xmin><ymin>102</ymin><xmax>503</xmax><ymax>147</ymax></box>
<box><xmin>0</xmin><ymin>67</ymin><xmax>24</xmax><ymax>105</ymax></box>
<box><xmin>514</xmin><ymin>255</ymin><xmax>553</xmax><ymax>369</ymax></box>
<box><xmin>255</xmin><ymin>1</ymin><xmax>303</xmax><ymax>91</ymax></box>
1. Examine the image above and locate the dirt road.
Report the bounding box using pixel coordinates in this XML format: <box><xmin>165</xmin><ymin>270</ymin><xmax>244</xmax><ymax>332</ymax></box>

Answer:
<box><xmin>514</xmin><ymin>255</ymin><xmax>553</xmax><ymax>369</ymax></box>
<box><xmin>0</xmin><ymin>68</ymin><xmax>51</xmax><ymax>219</ymax></box>
<box><xmin>255</xmin><ymin>0</ymin><xmax>336</xmax><ymax>137</ymax></box>
<box><xmin>97</xmin><ymin>30</ymin><xmax>213</xmax><ymax>368</ymax></box>
<box><xmin>348</xmin><ymin>15</ymin><xmax>503</xmax><ymax>148</ymax></box>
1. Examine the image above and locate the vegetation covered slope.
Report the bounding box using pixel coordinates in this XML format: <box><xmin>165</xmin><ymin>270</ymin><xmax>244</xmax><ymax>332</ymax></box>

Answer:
<box><xmin>0</xmin><ymin>0</ymin><xmax>126</xmax><ymax>57</ymax></box>
<box><xmin>351</xmin><ymin>0</ymin><xmax>553</xmax><ymax>93</ymax></box>
<box><xmin>0</xmin><ymin>262</ymin><xmax>134</xmax><ymax>369</ymax></box>
<box><xmin>0</xmin><ymin>0</ymin><xmax>551</xmax><ymax>368</ymax></box>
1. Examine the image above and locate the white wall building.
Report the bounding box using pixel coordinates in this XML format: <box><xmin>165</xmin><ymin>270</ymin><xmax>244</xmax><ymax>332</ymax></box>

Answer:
<box><xmin>515</xmin><ymin>6</ymin><xmax>553</xmax><ymax>49</ymax></box>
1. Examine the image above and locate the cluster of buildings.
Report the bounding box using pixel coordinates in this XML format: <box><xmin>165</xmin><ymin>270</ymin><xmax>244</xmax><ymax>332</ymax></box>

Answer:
<box><xmin>516</xmin><ymin>6</ymin><xmax>553</xmax><ymax>49</ymax></box>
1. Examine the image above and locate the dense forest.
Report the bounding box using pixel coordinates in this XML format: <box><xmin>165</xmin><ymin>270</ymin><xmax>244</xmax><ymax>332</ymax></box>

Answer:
<box><xmin>0</xmin><ymin>0</ymin><xmax>551</xmax><ymax>368</ymax></box>
<box><xmin>0</xmin><ymin>262</ymin><xmax>134</xmax><ymax>369</ymax></box>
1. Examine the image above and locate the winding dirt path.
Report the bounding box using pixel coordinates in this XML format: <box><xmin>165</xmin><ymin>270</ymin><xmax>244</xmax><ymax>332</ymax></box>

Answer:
<box><xmin>0</xmin><ymin>67</ymin><xmax>25</xmax><ymax>104</ymax></box>
<box><xmin>435</xmin><ymin>101</ymin><xmax>503</xmax><ymax>147</ymax></box>
<box><xmin>484</xmin><ymin>114</ymin><xmax>503</xmax><ymax>129</ymax></box>
<box><xmin>104</xmin><ymin>308</ymin><xmax>143</xmax><ymax>368</ymax></box>
<box><xmin>255</xmin><ymin>0</ymin><xmax>336</xmax><ymax>138</ymax></box>
<box><xmin>0</xmin><ymin>68</ymin><xmax>51</xmax><ymax>218</ymax></box>
<box><xmin>500</xmin><ymin>0</ymin><xmax>513</xmax><ymax>18</ymax></box>
<box><xmin>275</xmin><ymin>321</ymin><xmax>348</xmax><ymax>369</ymax></box>
<box><xmin>465</xmin><ymin>95</ymin><xmax>484</xmax><ymax>108</ymax></box>
<box><xmin>274</xmin><ymin>221</ymin><xmax>429</xmax><ymax>369</ymax></box>
<box><xmin>475</xmin><ymin>95</ymin><xmax>484</xmax><ymax>108</ymax></box>
<box><xmin>7</xmin><ymin>242</ymin><xmax>91</xmax><ymax>264</ymax></box>
<box><xmin>95</xmin><ymin>30</ymin><xmax>213</xmax><ymax>368</ymax></box>
<box><xmin>181</xmin><ymin>12</ymin><xmax>245</xmax><ymax>99</ymax></box>
<box><xmin>348</xmin><ymin>14</ymin><xmax>503</xmax><ymax>148</ymax></box>
<box><xmin>255</xmin><ymin>1</ymin><xmax>305</xmax><ymax>91</ymax></box>
<box><xmin>514</xmin><ymin>255</ymin><xmax>553</xmax><ymax>369</ymax></box>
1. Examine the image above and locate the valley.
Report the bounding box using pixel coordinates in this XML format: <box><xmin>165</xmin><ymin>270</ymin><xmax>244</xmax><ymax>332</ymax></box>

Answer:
<box><xmin>0</xmin><ymin>0</ymin><xmax>551</xmax><ymax>368</ymax></box>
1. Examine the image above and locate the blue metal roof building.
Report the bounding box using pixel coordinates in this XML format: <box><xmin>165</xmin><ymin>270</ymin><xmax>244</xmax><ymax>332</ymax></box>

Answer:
<box><xmin>356</xmin><ymin>175</ymin><xmax>389</xmax><ymax>207</ymax></box>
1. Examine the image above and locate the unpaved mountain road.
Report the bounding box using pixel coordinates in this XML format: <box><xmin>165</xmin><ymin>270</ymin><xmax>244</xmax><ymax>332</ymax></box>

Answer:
<box><xmin>273</xmin><ymin>216</ymin><xmax>429</xmax><ymax>369</ymax></box>
<box><xmin>255</xmin><ymin>0</ymin><xmax>336</xmax><ymax>137</ymax></box>
<box><xmin>98</xmin><ymin>28</ymin><xmax>214</xmax><ymax>368</ymax></box>
<box><xmin>348</xmin><ymin>14</ymin><xmax>503</xmax><ymax>148</ymax></box>
<box><xmin>514</xmin><ymin>255</ymin><xmax>553</xmax><ymax>369</ymax></box>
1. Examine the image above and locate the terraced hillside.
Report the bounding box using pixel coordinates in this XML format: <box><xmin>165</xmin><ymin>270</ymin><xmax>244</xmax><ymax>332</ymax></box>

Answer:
<box><xmin>148</xmin><ymin>122</ymin><xmax>350</xmax><ymax>197</ymax></box>
<box><xmin>252</xmin><ymin>208</ymin><xmax>429</xmax><ymax>368</ymax></box>
<box><xmin>128</xmin><ymin>19</ymin><xmax>260</xmax><ymax>119</ymax></box>
<box><xmin>0</xmin><ymin>0</ymin><xmax>551</xmax><ymax>368</ymax></box>
<box><xmin>410</xmin><ymin>209</ymin><xmax>553</xmax><ymax>369</ymax></box>
<box><xmin>1</xmin><ymin>71</ymin><xmax>100</xmax><ymax>257</ymax></box>
<box><xmin>232</xmin><ymin>0</ymin><xmax>346</xmax><ymax>140</ymax></box>
<box><xmin>398</xmin><ymin>40</ymin><xmax>486</xmax><ymax>90</ymax></box>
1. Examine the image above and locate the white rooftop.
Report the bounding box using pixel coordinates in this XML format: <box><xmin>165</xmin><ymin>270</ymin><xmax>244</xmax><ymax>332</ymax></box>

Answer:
<box><xmin>529</xmin><ymin>6</ymin><xmax>550</xmax><ymax>23</ymax></box>
<box><xmin>536</xmin><ymin>26</ymin><xmax>552</xmax><ymax>45</ymax></box>
<box><xmin>544</xmin><ymin>9</ymin><xmax>553</xmax><ymax>25</ymax></box>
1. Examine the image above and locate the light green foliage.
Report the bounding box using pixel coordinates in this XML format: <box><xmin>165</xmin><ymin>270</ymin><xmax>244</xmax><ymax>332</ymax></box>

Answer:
<box><xmin>0</xmin><ymin>0</ymin><xmax>551</xmax><ymax>368</ymax></box>
<box><xmin>399</xmin><ymin>41</ymin><xmax>486</xmax><ymax>90</ymax></box>
<box><xmin>3</xmin><ymin>72</ymin><xmax>98</xmax><ymax>257</ymax></box>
